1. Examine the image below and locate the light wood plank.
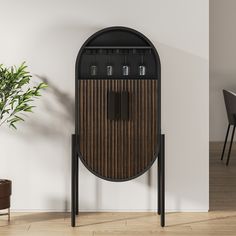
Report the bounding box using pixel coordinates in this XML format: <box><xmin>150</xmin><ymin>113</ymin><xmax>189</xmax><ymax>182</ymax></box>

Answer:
<box><xmin>0</xmin><ymin>211</ymin><xmax>236</xmax><ymax>236</ymax></box>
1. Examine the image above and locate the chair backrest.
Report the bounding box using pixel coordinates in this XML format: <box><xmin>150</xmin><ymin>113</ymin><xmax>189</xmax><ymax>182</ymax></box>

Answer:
<box><xmin>223</xmin><ymin>89</ymin><xmax>236</xmax><ymax>125</ymax></box>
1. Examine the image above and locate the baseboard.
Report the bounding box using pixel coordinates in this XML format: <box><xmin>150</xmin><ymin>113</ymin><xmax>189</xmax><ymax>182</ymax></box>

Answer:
<box><xmin>78</xmin><ymin>209</ymin><xmax>209</xmax><ymax>213</ymax></box>
<box><xmin>10</xmin><ymin>209</ymin><xmax>209</xmax><ymax>213</ymax></box>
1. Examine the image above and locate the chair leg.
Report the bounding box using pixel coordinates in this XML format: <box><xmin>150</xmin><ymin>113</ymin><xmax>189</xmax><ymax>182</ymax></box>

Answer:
<box><xmin>8</xmin><ymin>208</ymin><xmax>10</xmax><ymax>222</ymax></box>
<box><xmin>226</xmin><ymin>125</ymin><xmax>236</xmax><ymax>166</ymax></box>
<box><xmin>160</xmin><ymin>134</ymin><xmax>165</xmax><ymax>227</ymax></box>
<box><xmin>71</xmin><ymin>134</ymin><xmax>76</xmax><ymax>227</ymax></box>
<box><xmin>221</xmin><ymin>124</ymin><xmax>231</xmax><ymax>160</ymax></box>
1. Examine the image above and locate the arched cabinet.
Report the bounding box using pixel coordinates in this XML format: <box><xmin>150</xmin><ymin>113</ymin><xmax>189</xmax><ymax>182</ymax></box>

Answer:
<box><xmin>71</xmin><ymin>26</ymin><xmax>165</xmax><ymax>227</ymax></box>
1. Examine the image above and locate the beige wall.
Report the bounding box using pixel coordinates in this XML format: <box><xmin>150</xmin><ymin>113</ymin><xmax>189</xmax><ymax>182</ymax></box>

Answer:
<box><xmin>0</xmin><ymin>0</ymin><xmax>209</xmax><ymax>212</ymax></box>
<box><xmin>210</xmin><ymin>0</ymin><xmax>236</xmax><ymax>141</ymax></box>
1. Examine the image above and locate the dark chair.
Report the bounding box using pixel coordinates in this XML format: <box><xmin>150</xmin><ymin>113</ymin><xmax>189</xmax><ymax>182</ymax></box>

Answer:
<box><xmin>221</xmin><ymin>90</ymin><xmax>236</xmax><ymax>165</ymax></box>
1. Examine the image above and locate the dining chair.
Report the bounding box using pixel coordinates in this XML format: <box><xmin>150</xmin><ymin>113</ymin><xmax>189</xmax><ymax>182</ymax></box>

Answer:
<box><xmin>221</xmin><ymin>90</ymin><xmax>236</xmax><ymax>165</ymax></box>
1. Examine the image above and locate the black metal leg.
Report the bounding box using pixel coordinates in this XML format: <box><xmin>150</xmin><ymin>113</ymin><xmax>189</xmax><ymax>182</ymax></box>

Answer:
<box><xmin>160</xmin><ymin>134</ymin><xmax>165</xmax><ymax>227</ymax></box>
<box><xmin>226</xmin><ymin>125</ymin><xmax>235</xmax><ymax>166</ymax></box>
<box><xmin>158</xmin><ymin>150</ymin><xmax>161</xmax><ymax>215</ymax></box>
<box><xmin>71</xmin><ymin>134</ymin><xmax>76</xmax><ymax>227</ymax></box>
<box><xmin>8</xmin><ymin>208</ymin><xmax>10</xmax><ymax>222</ymax></box>
<box><xmin>221</xmin><ymin>124</ymin><xmax>230</xmax><ymax>160</ymax></box>
<box><xmin>76</xmin><ymin>153</ymin><xmax>79</xmax><ymax>215</ymax></box>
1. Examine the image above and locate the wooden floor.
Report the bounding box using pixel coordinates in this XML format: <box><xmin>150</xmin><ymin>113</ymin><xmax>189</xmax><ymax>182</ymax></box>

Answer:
<box><xmin>2</xmin><ymin>211</ymin><xmax>236</xmax><ymax>236</ymax></box>
<box><xmin>210</xmin><ymin>142</ymin><xmax>236</xmax><ymax>210</ymax></box>
<box><xmin>0</xmin><ymin>144</ymin><xmax>236</xmax><ymax>236</ymax></box>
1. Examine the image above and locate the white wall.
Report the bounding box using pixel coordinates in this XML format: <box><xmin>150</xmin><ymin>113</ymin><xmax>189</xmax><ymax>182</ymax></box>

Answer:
<box><xmin>0</xmin><ymin>0</ymin><xmax>209</xmax><ymax>212</ymax></box>
<box><xmin>210</xmin><ymin>0</ymin><xmax>236</xmax><ymax>141</ymax></box>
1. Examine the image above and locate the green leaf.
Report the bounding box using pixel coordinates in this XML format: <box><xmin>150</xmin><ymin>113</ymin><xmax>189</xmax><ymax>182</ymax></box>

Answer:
<box><xmin>38</xmin><ymin>82</ymin><xmax>48</xmax><ymax>89</ymax></box>
<box><xmin>0</xmin><ymin>62</ymin><xmax>47</xmax><ymax>129</ymax></box>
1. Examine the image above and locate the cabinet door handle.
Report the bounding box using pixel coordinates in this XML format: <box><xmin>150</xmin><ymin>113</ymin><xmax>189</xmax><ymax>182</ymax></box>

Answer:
<box><xmin>107</xmin><ymin>91</ymin><xmax>120</xmax><ymax>120</ymax></box>
<box><xmin>121</xmin><ymin>91</ymin><xmax>129</xmax><ymax>120</ymax></box>
<box><xmin>107</xmin><ymin>91</ymin><xmax>129</xmax><ymax>121</ymax></box>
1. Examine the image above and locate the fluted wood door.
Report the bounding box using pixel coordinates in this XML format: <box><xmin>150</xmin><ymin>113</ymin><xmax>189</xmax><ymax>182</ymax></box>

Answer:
<box><xmin>78</xmin><ymin>79</ymin><xmax>158</xmax><ymax>181</ymax></box>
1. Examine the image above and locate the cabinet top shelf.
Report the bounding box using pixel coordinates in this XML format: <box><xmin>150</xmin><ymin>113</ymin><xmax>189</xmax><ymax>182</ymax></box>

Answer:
<box><xmin>84</xmin><ymin>46</ymin><xmax>152</xmax><ymax>50</ymax></box>
<box><xmin>78</xmin><ymin>77</ymin><xmax>158</xmax><ymax>80</ymax></box>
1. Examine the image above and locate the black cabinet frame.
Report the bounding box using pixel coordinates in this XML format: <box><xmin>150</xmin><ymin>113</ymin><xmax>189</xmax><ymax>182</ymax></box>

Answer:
<box><xmin>71</xmin><ymin>26</ymin><xmax>165</xmax><ymax>227</ymax></box>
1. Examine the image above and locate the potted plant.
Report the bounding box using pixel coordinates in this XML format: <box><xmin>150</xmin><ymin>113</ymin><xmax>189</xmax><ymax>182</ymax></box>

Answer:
<box><xmin>0</xmin><ymin>62</ymin><xmax>47</xmax><ymax>129</ymax></box>
<box><xmin>0</xmin><ymin>62</ymin><xmax>47</xmax><ymax>221</ymax></box>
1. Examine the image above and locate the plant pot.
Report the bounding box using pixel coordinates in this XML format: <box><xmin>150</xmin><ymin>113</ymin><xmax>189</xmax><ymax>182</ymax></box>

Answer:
<box><xmin>0</xmin><ymin>180</ymin><xmax>12</xmax><ymax>210</ymax></box>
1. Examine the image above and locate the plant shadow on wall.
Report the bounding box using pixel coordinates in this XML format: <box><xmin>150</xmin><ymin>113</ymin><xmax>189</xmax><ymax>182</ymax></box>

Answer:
<box><xmin>36</xmin><ymin>74</ymin><xmax>74</xmax><ymax>123</ymax></box>
<box><xmin>18</xmin><ymin>74</ymin><xmax>74</xmax><ymax>212</ymax></box>
<box><xmin>18</xmin><ymin>74</ymin><xmax>75</xmax><ymax>138</ymax></box>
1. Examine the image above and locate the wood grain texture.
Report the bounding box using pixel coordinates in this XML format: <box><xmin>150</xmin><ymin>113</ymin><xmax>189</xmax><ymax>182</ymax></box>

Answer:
<box><xmin>210</xmin><ymin>142</ymin><xmax>236</xmax><ymax>210</ymax></box>
<box><xmin>2</xmin><ymin>212</ymin><xmax>236</xmax><ymax>235</ymax></box>
<box><xmin>78</xmin><ymin>79</ymin><xmax>158</xmax><ymax>181</ymax></box>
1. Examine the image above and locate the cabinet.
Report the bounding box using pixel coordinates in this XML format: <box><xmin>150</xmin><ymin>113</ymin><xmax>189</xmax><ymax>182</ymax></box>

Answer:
<box><xmin>71</xmin><ymin>26</ymin><xmax>165</xmax><ymax>227</ymax></box>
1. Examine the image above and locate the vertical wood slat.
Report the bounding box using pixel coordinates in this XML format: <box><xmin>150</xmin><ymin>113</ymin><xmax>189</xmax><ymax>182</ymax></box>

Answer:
<box><xmin>147</xmin><ymin>80</ymin><xmax>151</xmax><ymax>166</ymax></box>
<box><xmin>79</xmin><ymin>80</ymin><xmax>83</xmax><ymax>156</ymax></box>
<box><xmin>109</xmin><ymin>81</ymin><xmax>113</xmax><ymax>178</ymax></box>
<box><xmin>93</xmin><ymin>80</ymin><xmax>97</xmax><ymax>172</ymax></box>
<box><xmin>127</xmin><ymin>80</ymin><xmax>131</xmax><ymax>177</ymax></box>
<box><xmin>124</xmin><ymin>80</ymin><xmax>128</xmax><ymax>177</ymax></box>
<box><xmin>130</xmin><ymin>80</ymin><xmax>135</xmax><ymax>177</ymax></box>
<box><xmin>97</xmin><ymin>80</ymin><xmax>100</xmax><ymax>174</ymax></box>
<box><xmin>143</xmin><ymin>80</ymin><xmax>147</xmax><ymax>166</ymax></box>
<box><xmin>134</xmin><ymin>81</ymin><xmax>138</xmax><ymax>175</ymax></box>
<box><xmin>111</xmin><ymin>81</ymin><xmax>115</xmax><ymax>179</ymax></box>
<box><xmin>119</xmin><ymin>80</ymin><xmax>123</xmax><ymax>177</ymax></box>
<box><xmin>114</xmin><ymin>80</ymin><xmax>118</xmax><ymax>179</ymax></box>
<box><xmin>104</xmin><ymin>80</ymin><xmax>108</xmax><ymax>177</ymax></box>
<box><xmin>137</xmin><ymin>80</ymin><xmax>141</xmax><ymax>174</ymax></box>
<box><xmin>78</xmin><ymin>79</ymin><xmax>158</xmax><ymax>180</ymax></box>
